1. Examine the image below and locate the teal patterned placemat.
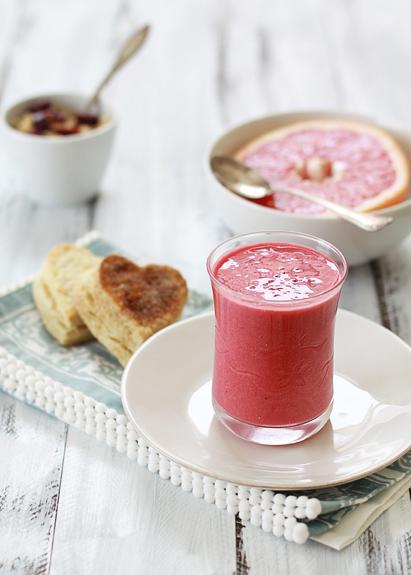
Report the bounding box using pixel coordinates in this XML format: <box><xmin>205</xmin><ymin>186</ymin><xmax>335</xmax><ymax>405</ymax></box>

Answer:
<box><xmin>0</xmin><ymin>235</ymin><xmax>410</xmax><ymax>543</ymax></box>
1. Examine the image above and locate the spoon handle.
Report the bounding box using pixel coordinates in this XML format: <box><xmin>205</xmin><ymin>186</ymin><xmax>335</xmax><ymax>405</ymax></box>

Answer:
<box><xmin>272</xmin><ymin>185</ymin><xmax>393</xmax><ymax>232</ymax></box>
<box><xmin>87</xmin><ymin>24</ymin><xmax>150</xmax><ymax>109</ymax></box>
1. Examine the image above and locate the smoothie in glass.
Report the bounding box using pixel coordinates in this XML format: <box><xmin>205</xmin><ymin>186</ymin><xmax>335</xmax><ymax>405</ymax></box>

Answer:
<box><xmin>207</xmin><ymin>231</ymin><xmax>347</xmax><ymax>445</ymax></box>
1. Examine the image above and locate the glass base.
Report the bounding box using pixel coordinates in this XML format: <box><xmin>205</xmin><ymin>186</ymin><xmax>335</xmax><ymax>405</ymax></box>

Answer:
<box><xmin>213</xmin><ymin>399</ymin><xmax>333</xmax><ymax>445</ymax></box>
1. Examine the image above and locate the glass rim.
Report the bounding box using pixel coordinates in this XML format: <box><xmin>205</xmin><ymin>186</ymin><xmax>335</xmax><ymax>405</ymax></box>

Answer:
<box><xmin>206</xmin><ymin>230</ymin><xmax>348</xmax><ymax>306</ymax></box>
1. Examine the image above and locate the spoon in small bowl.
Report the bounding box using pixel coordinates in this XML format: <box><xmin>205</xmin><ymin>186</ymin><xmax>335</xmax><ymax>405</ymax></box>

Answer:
<box><xmin>211</xmin><ymin>156</ymin><xmax>393</xmax><ymax>232</ymax></box>
<box><xmin>86</xmin><ymin>24</ymin><xmax>150</xmax><ymax>111</ymax></box>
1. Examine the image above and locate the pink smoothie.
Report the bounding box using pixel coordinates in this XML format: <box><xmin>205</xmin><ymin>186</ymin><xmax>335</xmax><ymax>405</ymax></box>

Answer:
<box><xmin>211</xmin><ymin>242</ymin><xmax>343</xmax><ymax>427</ymax></box>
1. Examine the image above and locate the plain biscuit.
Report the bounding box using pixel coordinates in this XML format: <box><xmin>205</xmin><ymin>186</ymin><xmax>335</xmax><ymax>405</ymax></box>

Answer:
<box><xmin>33</xmin><ymin>243</ymin><xmax>100</xmax><ymax>345</ymax></box>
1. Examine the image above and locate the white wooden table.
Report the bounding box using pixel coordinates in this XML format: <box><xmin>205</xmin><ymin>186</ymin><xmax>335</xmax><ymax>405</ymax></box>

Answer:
<box><xmin>0</xmin><ymin>0</ymin><xmax>410</xmax><ymax>573</ymax></box>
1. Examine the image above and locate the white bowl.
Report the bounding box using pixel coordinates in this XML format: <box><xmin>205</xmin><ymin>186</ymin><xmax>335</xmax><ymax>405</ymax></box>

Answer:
<box><xmin>1</xmin><ymin>93</ymin><xmax>117</xmax><ymax>205</ymax></box>
<box><xmin>209</xmin><ymin>111</ymin><xmax>411</xmax><ymax>266</ymax></box>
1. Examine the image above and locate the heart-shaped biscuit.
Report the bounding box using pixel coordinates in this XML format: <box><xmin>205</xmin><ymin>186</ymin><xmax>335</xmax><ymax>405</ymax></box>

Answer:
<box><xmin>75</xmin><ymin>254</ymin><xmax>188</xmax><ymax>365</ymax></box>
<box><xmin>100</xmin><ymin>254</ymin><xmax>188</xmax><ymax>327</ymax></box>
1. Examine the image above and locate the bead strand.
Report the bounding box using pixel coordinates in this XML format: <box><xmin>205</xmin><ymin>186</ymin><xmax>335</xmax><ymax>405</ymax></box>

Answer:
<box><xmin>0</xmin><ymin>344</ymin><xmax>319</xmax><ymax>545</ymax></box>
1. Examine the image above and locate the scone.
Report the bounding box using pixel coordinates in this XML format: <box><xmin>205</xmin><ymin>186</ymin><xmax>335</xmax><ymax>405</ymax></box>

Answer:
<box><xmin>33</xmin><ymin>244</ymin><xmax>100</xmax><ymax>345</ymax></box>
<box><xmin>74</xmin><ymin>254</ymin><xmax>188</xmax><ymax>366</ymax></box>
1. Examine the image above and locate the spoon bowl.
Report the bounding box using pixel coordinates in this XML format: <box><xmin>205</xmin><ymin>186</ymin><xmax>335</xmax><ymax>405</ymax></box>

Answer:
<box><xmin>211</xmin><ymin>156</ymin><xmax>393</xmax><ymax>232</ymax></box>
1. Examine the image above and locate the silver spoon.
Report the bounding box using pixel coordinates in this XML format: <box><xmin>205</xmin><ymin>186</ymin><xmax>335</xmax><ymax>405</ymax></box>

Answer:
<box><xmin>211</xmin><ymin>156</ymin><xmax>393</xmax><ymax>232</ymax></box>
<box><xmin>87</xmin><ymin>24</ymin><xmax>150</xmax><ymax>110</ymax></box>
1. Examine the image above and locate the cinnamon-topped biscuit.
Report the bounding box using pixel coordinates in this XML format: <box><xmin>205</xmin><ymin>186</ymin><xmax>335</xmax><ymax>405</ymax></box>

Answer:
<box><xmin>74</xmin><ymin>254</ymin><xmax>188</xmax><ymax>365</ymax></box>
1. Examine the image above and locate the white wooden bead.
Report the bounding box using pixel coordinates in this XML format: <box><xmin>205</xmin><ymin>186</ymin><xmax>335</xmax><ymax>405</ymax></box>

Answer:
<box><xmin>181</xmin><ymin>472</ymin><xmax>193</xmax><ymax>491</ymax></box>
<box><xmin>106</xmin><ymin>408</ymin><xmax>117</xmax><ymax>419</ymax></box>
<box><xmin>226</xmin><ymin>483</ymin><xmax>237</xmax><ymax>496</ymax></box>
<box><xmin>116</xmin><ymin>414</ymin><xmax>128</xmax><ymax>425</ymax></box>
<box><xmin>54</xmin><ymin>391</ymin><xmax>65</xmax><ymax>404</ymax></box>
<box><xmin>239</xmin><ymin>499</ymin><xmax>250</xmax><ymax>521</ymax></box>
<box><xmin>273</xmin><ymin>514</ymin><xmax>285</xmax><ymax>526</ymax></box>
<box><xmin>6</xmin><ymin>363</ymin><xmax>17</xmax><ymax>374</ymax></box>
<box><xmin>116</xmin><ymin>424</ymin><xmax>127</xmax><ymax>436</ymax></box>
<box><xmin>306</xmin><ymin>498</ymin><xmax>321</xmax><ymax>519</ymax></box>
<box><xmin>238</xmin><ymin>486</ymin><xmax>249</xmax><ymax>499</ymax></box>
<box><xmin>15</xmin><ymin>369</ymin><xmax>26</xmax><ymax>381</ymax></box>
<box><xmin>273</xmin><ymin>493</ymin><xmax>286</xmax><ymax>505</ymax></box>
<box><xmin>262</xmin><ymin>510</ymin><xmax>273</xmax><ymax>532</ymax></box>
<box><xmin>261</xmin><ymin>497</ymin><xmax>273</xmax><ymax>511</ymax></box>
<box><xmin>84</xmin><ymin>407</ymin><xmax>96</xmax><ymax>419</ymax></box>
<box><xmin>192</xmin><ymin>483</ymin><xmax>204</xmax><ymax>498</ymax></box>
<box><xmin>285</xmin><ymin>495</ymin><xmax>297</xmax><ymax>507</ymax></box>
<box><xmin>284</xmin><ymin>516</ymin><xmax>297</xmax><ymax>529</ymax></box>
<box><xmin>284</xmin><ymin>527</ymin><xmax>294</xmax><ymax>542</ymax></box>
<box><xmin>148</xmin><ymin>451</ymin><xmax>159</xmax><ymax>473</ymax></box>
<box><xmin>138</xmin><ymin>449</ymin><xmax>149</xmax><ymax>467</ymax></box>
<box><xmin>295</xmin><ymin>507</ymin><xmax>306</xmax><ymax>519</ymax></box>
<box><xmin>56</xmin><ymin>407</ymin><xmax>66</xmax><ymax>420</ymax></box>
<box><xmin>204</xmin><ymin>490</ymin><xmax>215</xmax><ymax>504</ymax></box>
<box><xmin>283</xmin><ymin>506</ymin><xmax>296</xmax><ymax>518</ymax></box>
<box><xmin>127</xmin><ymin>444</ymin><xmax>138</xmax><ymax>459</ymax></box>
<box><xmin>250</xmin><ymin>505</ymin><xmax>262</xmax><ymax>526</ymax></box>
<box><xmin>95</xmin><ymin>403</ymin><xmax>106</xmax><ymax>413</ymax></box>
<box><xmin>273</xmin><ymin>525</ymin><xmax>284</xmax><ymax>537</ymax></box>
<box><xmin>63</xmin><ymin>395</ymin><xmax>74</xmax><ymax>408</ymax></box>
<box><xmin>293</xmin><ymin>523</ymin><xmax>309</xmax><ymax>544</ymax></box>
<box><xmin>297</xmin><ymin>495</ymin><xmax>308</xmax><ymax>508</ymax></box>
<box><xmin>272</xmin><ymin>503</ymin><xmax>284</xmax><ymax>515</ymax></box>
<box><xmin>105</xmin><ymin>418</ymin><xmax>116</xmax><ymax>429</ymax></box>
<box><xmin>215</xmin><ymin>497</ymin><xmax>226</xmax><ymax>510</ymax></box>
<box><xmin>35</xmin><ymin>396</ymin><xmax>46</xmax><ymax>409</ymax></box>
<box><xmin>116</xmin><ymin>440</ymin><xmax>127</xmax><ymax>454</ymax></box>
<box><xmin>15</xmin><ymin>389</ymin><xmax>25</xmax><ymax>400</ymax></box>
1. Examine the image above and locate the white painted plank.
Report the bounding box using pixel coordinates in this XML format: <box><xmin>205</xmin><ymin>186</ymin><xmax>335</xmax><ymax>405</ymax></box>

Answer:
<box><xmin>50</xmin><ymin>428</ymin><xmax>235</xmax><ymax>575</ymax></box>
<box><xmin>0</xmin><ymin>391</ymin><xmax>66</xmax><ymax>575</ymax></box>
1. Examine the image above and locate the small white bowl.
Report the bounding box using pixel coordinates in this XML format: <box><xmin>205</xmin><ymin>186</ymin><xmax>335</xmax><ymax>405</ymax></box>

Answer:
<box><xmin>209</xmin><ymin>111</ymin><xmax>411</xmax><ymax>266</ymax></box>
<box><xmin>2</xmin><ymin>93</ymin><xmax>117</xmax><ymax>205</ymax></box>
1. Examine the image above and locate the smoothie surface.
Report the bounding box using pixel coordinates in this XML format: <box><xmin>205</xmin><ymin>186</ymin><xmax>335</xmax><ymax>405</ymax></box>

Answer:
<box><xmin>215</xmin><ymin>242</ymin><xmax>341</xmax><ymax>302</ymax></box>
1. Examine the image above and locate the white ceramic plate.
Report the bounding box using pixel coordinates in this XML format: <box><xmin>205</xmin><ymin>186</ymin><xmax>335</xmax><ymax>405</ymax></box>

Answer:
<box><xmin>122</xmin><ymin>310</ymin><xmax>411</xmax><ymax>490</ymax></box>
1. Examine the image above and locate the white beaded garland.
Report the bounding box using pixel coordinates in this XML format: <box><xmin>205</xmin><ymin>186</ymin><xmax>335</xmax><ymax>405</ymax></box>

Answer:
<box><xmin>0</xmin><ymin>339</ymin><xmax>321</xmax><ymax>547</ymax></box>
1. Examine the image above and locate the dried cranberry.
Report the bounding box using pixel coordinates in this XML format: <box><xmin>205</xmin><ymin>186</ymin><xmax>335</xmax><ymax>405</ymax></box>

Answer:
<box><xmin>55</xmin><ymin>126</ymin><xmax>79</xmax><ymax>136</ymax></box>
<box><xmin>45</xmin><ymin>109</ymin><xmax>66</xmax><ymax>123</ymax></box>
<box><xmin>76</xmin><ymin>113</ymin><xmax>99</xmax><ymax>126</ymax></box>
<box><xmin>32</xmin><ymin>111</ymin><xmax>49</xmax><ymax>131</ymax></box>
<box><xmin>27</xmin><ymin>100</ymin><xmax>51</xmax><ymax>113</ymax></box>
